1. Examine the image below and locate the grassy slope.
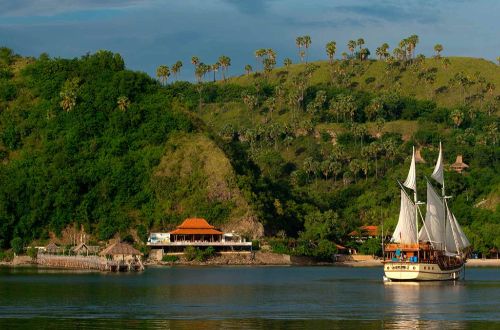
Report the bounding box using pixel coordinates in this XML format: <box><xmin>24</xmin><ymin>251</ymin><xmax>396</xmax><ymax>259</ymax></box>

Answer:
<box><xmin>230</xmin><ymin>57</ymin><xmax>500</xmax><ymax>108</ymax></box>
<box><xmin>150</xmin><ymin>132</ymin><xmax>263</xmax><ymax>236</ymax></box>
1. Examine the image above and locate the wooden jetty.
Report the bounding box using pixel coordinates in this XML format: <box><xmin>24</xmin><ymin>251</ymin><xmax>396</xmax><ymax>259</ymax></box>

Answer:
<box><xmin>37</xmin><ymin>254</ymin><xmax>144</xmax><ymax>272</ymax></box>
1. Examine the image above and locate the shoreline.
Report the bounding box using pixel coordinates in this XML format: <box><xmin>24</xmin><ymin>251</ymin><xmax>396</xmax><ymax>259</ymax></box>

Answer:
<box><xmin>3</xmin><ymin>256</ymin><xmax>499</xmax><ymax>269</ymax></box>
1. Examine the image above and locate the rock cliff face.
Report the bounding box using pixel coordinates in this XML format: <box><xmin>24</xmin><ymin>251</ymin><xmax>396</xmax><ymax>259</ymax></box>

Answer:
<box><xmin>153</xmin><ymin>133</ymin><xmax>263</xmax><ymax>238</ymax></box>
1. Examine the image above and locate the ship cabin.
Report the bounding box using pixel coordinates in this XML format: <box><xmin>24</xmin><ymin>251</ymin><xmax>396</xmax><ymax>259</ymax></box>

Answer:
<box><xmin>383</xmin><ymin>242</ymin><xmax>464</xmax><ymax>270</ymax></box>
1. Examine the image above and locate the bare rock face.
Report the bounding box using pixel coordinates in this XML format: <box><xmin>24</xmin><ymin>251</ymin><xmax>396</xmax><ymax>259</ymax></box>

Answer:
<box><xmin>222</xmin><ymin>213</ymin><xmax>264</xmax><ymax>239</ymax></box>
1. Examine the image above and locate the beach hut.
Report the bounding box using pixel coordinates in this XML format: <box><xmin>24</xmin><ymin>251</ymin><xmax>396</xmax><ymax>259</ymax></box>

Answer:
<box><xmin>100</xmin><ymin>242</ymin><xmax>144</xmax><ymax>271</ymax></box>
<box><xmin>45</xmin><ymin>242</ymin><xmax>61</xmax><ymax>254</ymax></box>
<box><xmin>451</xmin><ymin>155</ymin><xmax>469</xmax><ymax>173</ymax></box>
<box><xmin>72</xmin><ymin>243</ymin><xmax>99</xmax><ymax>256</ymax></box>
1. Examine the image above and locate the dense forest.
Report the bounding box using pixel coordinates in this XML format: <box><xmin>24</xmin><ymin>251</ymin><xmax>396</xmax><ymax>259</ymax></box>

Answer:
<box><xmin>0</xmin><ymin>37</ymin><xmax>499</xmax><ymax>259</ymax></box>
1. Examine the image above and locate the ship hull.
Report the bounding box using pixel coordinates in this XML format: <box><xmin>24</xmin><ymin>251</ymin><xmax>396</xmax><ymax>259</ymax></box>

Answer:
<box><xmin>383</xmin><ymin>262</ymin><xmax>464</xmax><ymax>281</ymax></box>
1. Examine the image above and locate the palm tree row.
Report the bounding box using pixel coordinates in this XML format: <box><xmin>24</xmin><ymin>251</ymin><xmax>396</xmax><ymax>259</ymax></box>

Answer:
<box><xmin>253</xmin><ymin>48</ymin><xmax>277</xmax><ymax>75</ymax></box>
<box><xmin>156</xmin><ymin>61</ymin><xmax>183</xmax><ymax>85</ymax></box>
<box><xmin>190</xmin><ymin>55</ymin><xmax>232</xmax><ymax>82</ymax></box>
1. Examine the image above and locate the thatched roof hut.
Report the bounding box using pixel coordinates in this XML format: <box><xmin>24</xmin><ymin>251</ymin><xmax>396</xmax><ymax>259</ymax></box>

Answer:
<box><xmin>72</xmin><ymin>243</ymin><xmax>100</xmax><ymax>255</ymax></box>
<box><xmin>451</xmin><ymin>155</ymin><xmax>469</xmax><ymax>173</ymax></box>
<box><xmin>45</xmin><ymin>242</ymin><xmax>61</xmax><ymax>254</ymax></box>
<box><xmin>100</xmin><ymin>242</ymin><xmax>142</xmax><ymax>257</ymax></box>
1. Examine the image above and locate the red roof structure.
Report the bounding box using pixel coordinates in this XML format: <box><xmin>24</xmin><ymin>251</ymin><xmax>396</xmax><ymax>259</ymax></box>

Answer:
<box><xmin>349</xmin><ymin>225</ymin><xmax>379</xmax><ymax>237</ymax></box>
<box><xmin>169</xmin><ymin>218</ymin><xmax>223</xmax><ymax>235</ymax></box>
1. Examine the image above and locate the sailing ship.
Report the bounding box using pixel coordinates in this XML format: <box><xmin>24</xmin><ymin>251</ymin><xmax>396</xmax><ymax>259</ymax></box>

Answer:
<box><xmin>383</xmin><ymin>143</ymin><xmax>470</xmax><ymax>281</ymax></box>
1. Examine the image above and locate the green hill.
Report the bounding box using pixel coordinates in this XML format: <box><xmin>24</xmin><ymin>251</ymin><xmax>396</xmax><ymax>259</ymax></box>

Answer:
<box><xmin>230</xmin><ymin>57</ymin><xmax>500</xmax><ymax>109</ymax></box>
<box><xmin>0</xmin><ymin>47</ymin><xmax>498</xmax><ymax>257</ymax></box>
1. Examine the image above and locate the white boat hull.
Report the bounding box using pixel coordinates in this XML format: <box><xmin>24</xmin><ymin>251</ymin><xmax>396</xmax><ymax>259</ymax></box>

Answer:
<box><xmin>383</xmin><ymin>262</ymin><xmax>464</xmax><ymax>281</ymax></box>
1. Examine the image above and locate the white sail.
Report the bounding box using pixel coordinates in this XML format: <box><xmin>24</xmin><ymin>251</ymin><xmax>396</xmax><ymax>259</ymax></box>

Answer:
<box><xmin>419</xmin><ymin>182</ymin><xmax>445</xmax><ymax>247</ymax></box>
<box><xmin>445</xmin><ymin>204</ymin><xmax>471</xmax><ymax>253</ymax></box>
<box><xmin>403</xmin><ymin>146</ymin><xmax>417</xmax><ymax>191</ymax></box>
<box><xmin>431</xmin><ymin>142</ymin><xmax>444</xmax><ymax>185</ymax></box>
<box><xmin>392</xmin><ymin>190</ymin><xmax>417</xmax><ymax>244</ymax></box>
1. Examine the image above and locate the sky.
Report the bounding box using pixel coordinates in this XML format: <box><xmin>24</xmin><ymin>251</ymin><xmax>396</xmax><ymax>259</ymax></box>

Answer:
<box><xmin>1</xmin><ymin>0</ymin><xmax>499</xmax><ymax>80</ymax></box>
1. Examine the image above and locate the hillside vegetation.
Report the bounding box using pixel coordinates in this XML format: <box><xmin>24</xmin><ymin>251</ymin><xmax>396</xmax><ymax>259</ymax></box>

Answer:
<box><xmin>231</xmin><ymin>57</ymin><xmax>500</xmax><ymax>109</ymax></box>
<box><xmin>0</xmin><ymin>46</ymin><xmax>499</xmax><ymax>258</ymax></box>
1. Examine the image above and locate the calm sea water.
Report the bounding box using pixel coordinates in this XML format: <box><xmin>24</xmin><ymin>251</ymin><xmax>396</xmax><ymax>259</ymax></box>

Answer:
<box><xmin>0</xmin><ymin>265</ymin><xmax>499</xmax><ymax>329</ymax></box>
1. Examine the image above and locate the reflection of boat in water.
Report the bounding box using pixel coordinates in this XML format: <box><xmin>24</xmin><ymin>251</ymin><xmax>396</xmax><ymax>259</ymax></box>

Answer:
<box><xmin>383</xmin><ymin>144</ymin><xmax>470</xmax><ymax>281</ymax></box>
<box><xmin>383</xmin><ymin>280</ymin><xmax>465</xmax><ymax>329</ymax></box>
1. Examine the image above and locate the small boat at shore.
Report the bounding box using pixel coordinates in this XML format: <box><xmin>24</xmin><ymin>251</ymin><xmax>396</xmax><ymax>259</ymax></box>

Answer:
<box><xmin>383</xmin><ymin>143</ymin><xmax>470</xmax><ymax>282</ymax></box>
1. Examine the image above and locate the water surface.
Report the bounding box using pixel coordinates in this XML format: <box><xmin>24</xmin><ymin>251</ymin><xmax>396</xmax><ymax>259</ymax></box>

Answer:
<box><xmin>0</xmin><ymin>266</ymin><xmax>498</xmax><ymax>329</ymax></box>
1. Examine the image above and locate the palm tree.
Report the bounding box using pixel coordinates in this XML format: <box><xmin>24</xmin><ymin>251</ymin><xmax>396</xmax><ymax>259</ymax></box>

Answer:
<box><xmin>265</xmin><ymin>96</ymin><xmax>276</xmax><ymax>120</ymax></box>
<box><xmin>191</xmin><ymin>56</ymin><xmax>200</xmax><ymax>67</ymax></box>
<box><xmin>325</xmin><ymin>41</ymin><xmax>337</xmax><ymax>64</ymax></box>
<box><xmin>393</xmin><ymin>48</ymin><xmax>404</xmax><ymax>61</ymax></box>
<box><xmin>245</xmin><ymin>64</ymin><xmax>253</xmax><ymax>76</ymax></box>
<box><xmin>450</xmin><ymin>109</ymin><xmax>464</xmax><ymax>128</ymax></box>
<box><xmin>360</xmin><ymin>48</ymin><xmax>370</xmax><ymax>61</ymax></box>
<box><xmin>434</xmin><ymin>44</ymin><xmax>443</xmax><ymax>58</ymax></box>
<box><xmin>255</xmin><ymin>48</ymin><xmax>267</xmax><ymax>71</ymax></box>
<box><xmin>341</xmin><ymin>52</ymin><xmax>348</xmax><ymax>60</ymax></box>
<box><xmin>283</xmin><ymin>58</ymin><xmax>292</xmax><ymax>69</ymax></box>
<box><xmin>303</xmin><ymin>35</ymin><xmax>312</xmax><ymax>62</ymax></box>
<box><xmin>364</xmin><ymin>99</ymin><xmax>382</xmax><ymax>121</ymax></box>
<box><xmin>497</xmin><ymin>56</ymin><xmax>500</xmax><ymax>65</ymax></box>
<box><xmin>171</xmin><ymin>61</ymin><xmax>183</xmax><ymax>81</ymax></box>
<box><xmin>408</xmin><ymin>35</ymin><xmax>419</xmax><ymax>58</ymax></box>
<box><xmin>267</xmin><ymin>48</ymin><xmax>277</xmax><ymax>61</ymax></box>
<box><xmin>356</xmin><ymin>38</ymin><xmax>365</xmax><ymax>59</ymax></box>
<box><xmin>212</xmin><ymin>62</ymin><xmax>220</xmax><ymax>82</ymax></box>
<box><xmin>263</xmin><ymin>57</ymin><xmax>276</xmax><ymax>76</ymax></box>
<box><xmin>218</xmin><ymin>55</ymin><xmax>231</xmax><ymax>81</ymax></box>
<box><xmin>60</xmin><ymin>90</ymin><xmax>77</xmax><ymax>112</ymax></box>
<box><xmin>194</xmin><ymin>63</ymin><xmax>206</xmax><ymax>82</ymax></box>
<box><xmin>191</xmin><ymin>56</ymin><xmax>200</xmax><ymax>81</ymax></box>
<box><xmin>296</xmin><ymin>36</ymin><xmax>304</xmax><ymax>62</ymax></box>
<box><xmin>117</xmin><ymin>96</ymin><xmax>130</xmax><ymax>111</ymax></box>
<box><xmin>156</xmin><ymin>65</ymin><xmax>170</xmax><ymax>85</ymax></box>
<box><xmin>347</xmin><ymin>40</ymin><xmax>356</xmax><ymax>57</ymax></box>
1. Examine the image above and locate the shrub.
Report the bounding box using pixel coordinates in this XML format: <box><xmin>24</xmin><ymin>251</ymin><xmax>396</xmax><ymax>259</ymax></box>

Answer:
<box><xmin>365</xmin><ymin>77</ymin><xmax>376</xmax><ymax>84</ymax></box>
<box><xmin>252</xmin><ymin>240</ymin><xmax>260</xmax><ymax>250</ymax></box>
<box><xmin>0</xmin><ymin>250</ymin><xmax>14</xmax><ymax>262</ymax></box>
<box><xmin>359</xmin><ymin>238</ymin><xmax>382</xmax><ymax>256</ymax></box>
<box><xmin>196</xmin><ymin>246</ymin><xmax>216</xmax><ymax>262</ymax></box>
<box><xmin>184</xmin><ymin>246</ymin><xmax>197</xmax><ymax>261</ymax></box>
<box><xmin>183</xmin><ymin>246</ymin><xmax>216</xmax><ymax>262</ymax></box>
<box><xmin>27</xmin><ymin>247</ymin><xmax>38</xmax><ymax>260</ymax></box>
<box><xmin>162</xmin><ymin>255</ymin><xmax>179</xmax><ymax>263</ymax></box>
<box><xmin>10</xmin><ymin>237</ymin><xmax>23</xmax><ymax>255</ymax></box>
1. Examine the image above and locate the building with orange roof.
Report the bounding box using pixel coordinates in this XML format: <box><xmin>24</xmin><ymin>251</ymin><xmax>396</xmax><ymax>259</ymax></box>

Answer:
<box><xmin>349</xmin><ymin>225</ymin><xmax>379</xmax><ymax>238</ymax></box>
<box><xmin>147</xmin><ymin>218</ymin><xmax>252</xmax><ymax>259</ymax></box>
<box><xmin>169</xmin><ymin>218</ymin><xmax>223</xmax><ymax>243</ymax></box>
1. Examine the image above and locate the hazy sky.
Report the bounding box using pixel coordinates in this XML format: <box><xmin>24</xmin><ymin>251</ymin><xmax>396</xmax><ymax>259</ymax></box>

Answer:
<box><xmin>1</xmin><ymin>0</ymin><xmax>498</xmax><ymax>80</ymax></box>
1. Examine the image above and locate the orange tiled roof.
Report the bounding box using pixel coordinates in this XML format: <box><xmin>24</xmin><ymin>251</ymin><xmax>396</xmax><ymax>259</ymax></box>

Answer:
<box><xmin>349</xmin><ymin>225</ymin><xmax>379</xmax><ymax>237</ymax></box>
<box><xmin>169</xmin><ymin>218</ymin><xmax>223</xmax><ymax>235</ymax></box>
<box><xmin>177</xmin><ymin>218</ymin><xmax>215</xmax><ymax>229</ymax></box>
<box><xmin>170</xmin><ymin>228</ymin><xmax>223</xmax><ymax>235</ymax></box>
